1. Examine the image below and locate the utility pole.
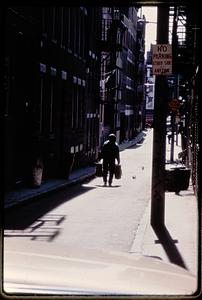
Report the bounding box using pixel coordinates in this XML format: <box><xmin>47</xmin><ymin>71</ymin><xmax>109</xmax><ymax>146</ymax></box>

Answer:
<box><xmin>151</xmin><ymin>6</ymin><xmax>169</xmax><ymax>228</ymax></box>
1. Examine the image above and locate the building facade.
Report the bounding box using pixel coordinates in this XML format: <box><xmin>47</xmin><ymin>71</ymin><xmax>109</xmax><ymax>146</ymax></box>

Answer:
<box><xmin>135</xmin><ymin>16</ymin><xmax>146</xmax><ymax>132</ymax></box>
<box><xmin>4</xmin><ymin>6</ymin><xmax>147</xmax><ymax>191</ymax></box>
<box><xmin>99</xmin><ymin>7</ymin><xmax>146</xmax><ymax>145</ymax></box>
<box><xmin>4</xmin><ymin>7</ymin><xmax>102</xmax><ymax>190</ymax></box>
<box><xmin>169</xmin><ymin>5</ymin><xmax>200</xmax><ymax>197</ymax></box>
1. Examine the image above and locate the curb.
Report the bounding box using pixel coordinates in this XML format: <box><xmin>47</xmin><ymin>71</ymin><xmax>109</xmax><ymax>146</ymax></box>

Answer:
<box><xmin>119</xmin><ymin>131</ymin><xmax>146</xmax><ymax>152</ymax></box>
<box><xmin>4</xmin><ymin>131</ymin><xmax>148</xmax><ymax>210</ymax></box>
<box><xmin>129</xmin><ymin>203</ymin><xmax>150</xmax><ymax>254</ymax></box>
<box><xmin>4</xmin><ymin>168</ymin><xmax>96</xmax><ymax>210</ymax></box>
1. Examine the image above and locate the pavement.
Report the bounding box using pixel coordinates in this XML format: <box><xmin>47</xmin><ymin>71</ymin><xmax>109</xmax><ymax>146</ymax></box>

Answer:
<box><xmin>130</xmin><ymin>134</ymin><xmax>199</xmax><ymax>278</ymax></box>
<box><xmin>4</xmin><ymin>129</ymin><xmax>199</xmax><ymax>278</ymax></box>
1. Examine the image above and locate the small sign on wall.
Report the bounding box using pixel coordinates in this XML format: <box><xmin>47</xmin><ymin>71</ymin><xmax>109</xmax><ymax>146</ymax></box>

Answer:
<box><xmin>152</xmin><ymin>44</ymin><xmax>172</xmax><ymax>75</ymax></box>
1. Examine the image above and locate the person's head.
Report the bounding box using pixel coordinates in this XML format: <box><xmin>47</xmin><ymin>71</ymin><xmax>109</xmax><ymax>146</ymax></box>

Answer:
<box><xmin>108</xmin><ymin>133</ymin><xmax>116</xmax><ymax>142</ymax></box>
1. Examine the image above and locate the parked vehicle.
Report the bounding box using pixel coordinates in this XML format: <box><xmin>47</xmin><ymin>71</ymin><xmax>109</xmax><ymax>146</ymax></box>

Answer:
<box><xmin>3</xmin><ymin>239</ymin><xmax>197</xmax><ymax>296</ymax></box>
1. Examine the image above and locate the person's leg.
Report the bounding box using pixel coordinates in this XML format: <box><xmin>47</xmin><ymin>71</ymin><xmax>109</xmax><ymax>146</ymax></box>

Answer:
<box><xmin>103</xmin><ymin>161</ymin><xmax>108</xmax><ymax>185</ymax></box>
<box><xmin>108</xmin><ymin>161</ymin><xmax>115</xmax><ymax>186</ymax></box>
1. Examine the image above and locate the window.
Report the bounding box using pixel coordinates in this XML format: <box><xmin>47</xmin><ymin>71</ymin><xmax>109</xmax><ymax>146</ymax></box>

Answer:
<box><xmin>49</xmin><ymin>82</ymin><xmax>54</xmax><ymax>134</ymax></box>
<box><xmin>126</xmin><ymin>76</ymin><xmax>134</xmax><ymax>90</ymax></box>
<box><xmin>127</xmin><ymin>49</ymin><xmax>135</xmax><ymax>64</ymax></box>
<box><xmin>72</xmin><ymin>81</ymin><xmax>77</xmax><ymax>129</ymax></box>
<box><xmin>70</xmin><ymin>8</ymin><xmax>75</xmax><ymax>51</ymax></box>
<box><xmin>52</xmin><ymin>7</ymin><xmax>61</xmax><ymax>43</ymax></box>
<box><xmin>73</xmin><ymin>9</ymin><xmax>78</xmax><ymax>54</ymax></box>
<box><xmin>52</xmin><ymin>8</ymin><xmax>56</xmax><ymax>40</ymax></box>
<box><xmin>39</xmin><ymin>77</ymin><xmax>44</xmax><ymax>135</ymax></box>
<box><xmin>60</xmin><ymin>7</ymin><xmax>64</xmax><ymax>47</ymax></box>
<box><xmin>42</xmin><ymin>7</ymin><xmax>53</xmax><ymax>37</ymax></box>
<box><xmin>81</xmin><ymin>12</ymin><xmax>85</xmax><ymax>57</ymax></box>
<box><xmin>72</xmin><ymin>76</ymin><xmax>84</xmax><ymax>130</ymax></box>
<box><xmin>63</xmin><ymin>8</ymin><xmax>71</xmax><ymax>49</ymax></box>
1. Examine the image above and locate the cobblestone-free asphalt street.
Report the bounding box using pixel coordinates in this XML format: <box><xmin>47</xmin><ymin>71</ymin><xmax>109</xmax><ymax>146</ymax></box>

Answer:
<box><xmin>5</xmin><ymin>131</ymin><xmax>152</xmax><ymax>252</ymax></box>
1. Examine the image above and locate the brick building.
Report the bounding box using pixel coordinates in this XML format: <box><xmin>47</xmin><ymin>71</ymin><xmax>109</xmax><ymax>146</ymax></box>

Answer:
<box><xmin>99</xmin><ymin>7</ymin><xmax>146</xmax><ymax>145</ymax></box>
<box><xmin>4</xmin><ymin>7</ymin><xmax>102</xmax><ymax>190</ymax></box>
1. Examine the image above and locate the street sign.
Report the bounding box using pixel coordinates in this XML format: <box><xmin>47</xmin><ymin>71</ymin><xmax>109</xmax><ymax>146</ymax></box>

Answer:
<box><xmin>168</xmin><ymin>99</ymin><xmax>181</xmax><ymax>111</ymax></box>
<box><xmin>152</xmin><ymin>44</ymin><xmax>172</xmax><ymax>75</ymax></box>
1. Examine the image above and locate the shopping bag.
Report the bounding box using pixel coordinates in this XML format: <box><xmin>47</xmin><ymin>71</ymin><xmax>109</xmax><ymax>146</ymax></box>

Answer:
<box><xmin>95</xmin><ymin>163</ymin><xmax>103</xmax><ymax>177</ymax></box>
<box><xmin>114</xmin><ymin>164</ymin><xmax>122</xmax><ymax>179</ymax></box>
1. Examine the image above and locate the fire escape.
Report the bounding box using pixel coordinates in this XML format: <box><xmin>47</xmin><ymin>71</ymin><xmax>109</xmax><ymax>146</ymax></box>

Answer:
<box><xmin>99</xmin><ymin>8</ymin><xmax>126</xmax><ymax>143</ymax></box>
<box><xmin>169</xmin><ymin>6</ymin><xmax>200</xmax><ymax>196</ymax></box>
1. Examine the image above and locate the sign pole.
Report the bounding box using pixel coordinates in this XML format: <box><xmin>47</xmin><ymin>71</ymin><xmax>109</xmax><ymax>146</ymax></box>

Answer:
<box><xmin>151</xmin><ymin>6</ymin><xmax>169</xmax><ymax>228</ymax></box>
<box><xmin>170</xmin><ymin>112</ymin><xmax>175</xmax><ymax>162</ymax></box>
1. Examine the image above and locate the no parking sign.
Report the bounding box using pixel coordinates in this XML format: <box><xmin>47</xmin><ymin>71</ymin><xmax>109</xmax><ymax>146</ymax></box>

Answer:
<box><xmin>152</xmin><ymin>44</ymin><xmax>172</xmax><ymax>75</ymax></box>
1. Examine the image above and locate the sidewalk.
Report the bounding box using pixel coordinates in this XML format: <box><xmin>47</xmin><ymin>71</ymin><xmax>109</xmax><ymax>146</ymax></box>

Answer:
<box><xmin>130</xmin><ymin>134</ymin><xmax>198</xmax><ymax>277</ymax></box>
<box><xmin>4</xmin><ymin>131</ymin><xmax>146</xmax><ymax>210</ymax></box>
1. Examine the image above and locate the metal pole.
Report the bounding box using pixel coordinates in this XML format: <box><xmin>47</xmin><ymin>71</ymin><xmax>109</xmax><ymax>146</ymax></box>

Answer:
<box><xmin>170</xmin><ymin>84</ymin><xmax>175</xmax><ymax>162</ymax></box>
<box><xmin>170</xmin><ymin>112</ymin><xmax>175</xmax><ymax>161</ymax></box>
<box><xmin>151</xmin><ymin>6</ymin><xmax>169</xmax><ymax>228</ymax></box>
<box><xmin>176</xmin><ymin>74</ymin><xmax>179</xmax><ymax>146</ymax></box>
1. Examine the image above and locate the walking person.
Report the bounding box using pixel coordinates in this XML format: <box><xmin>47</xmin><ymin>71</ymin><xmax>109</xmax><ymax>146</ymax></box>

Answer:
<box><xmin>98</xmin><ymin>133</ymin><xmax>120</xmax><ymax>186</ymax></box>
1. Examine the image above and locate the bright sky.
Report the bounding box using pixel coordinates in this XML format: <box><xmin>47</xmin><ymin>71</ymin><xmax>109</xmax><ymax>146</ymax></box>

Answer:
<box><xmin>141</xmin><ymin>6</ymin><xmax>157</xmax><ymax>53</ymax></box>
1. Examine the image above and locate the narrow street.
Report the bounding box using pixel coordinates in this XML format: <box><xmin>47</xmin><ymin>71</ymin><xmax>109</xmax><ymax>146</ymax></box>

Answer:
<box><xmin>5</xmin><ymin>129</ymin><xmax>152</xmax><ymax>253</ymax></box>
<box><xmin>3</xmin><ymin>5</ymin><xmax>199</xmax><ymax>296</ymax></box>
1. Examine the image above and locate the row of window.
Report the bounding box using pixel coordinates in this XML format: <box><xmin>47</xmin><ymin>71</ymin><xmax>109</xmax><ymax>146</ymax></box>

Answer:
<box><xmin>37</xmin><ymin>63</ymin><xmax>99</xmax><ymax>157</ymax></box>
<box><xmin>126</xmin><ymin>76</ymin><xmax>134</xmax><ymax>90</ymax></box>
<box><xmin>37</xmin><ymin>63</ymin><xmax>86</xmax><ymax>137</ymax></box>
<box><xmin>122</xmin><ymin>25</ymin><xmax>136</xmax><ymax>50</ymax></box>
<box><xmin>86</xmin><ymin>115</ymin><xmax>99</xmax><ymax>154</ymax></box>
<box><xmin>42</xmin><ymin>7</ymin><xmax>86</xmax><ymax>58</ymax></box>
<box><xmin>69</xmin><ymin>114</ymin><xmax>99</xmax><ymax>156</ymax></box>
<box><xmin>70</xmin><ymin>144</ymin><xmax>84</xmax><ymax>154</ymax></box>
<box><xmin>72</xmin><ymin>82</ymin><xmax>85</xmax><ymax>130</ymax></box>
<box><xmin>101</xmin><ymin>14</ymin><xmax>137</xmax><ymax>50</ymax></box>
<box><xmin>127</xmin><ymin>49</ymin><xmax>135</xmax><ymax>65</ymax></box>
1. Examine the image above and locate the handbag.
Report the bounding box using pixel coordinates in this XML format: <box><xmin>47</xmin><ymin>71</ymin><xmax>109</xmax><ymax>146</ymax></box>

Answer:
<box><xmin>114</xmin><ymin>164</ymin><xmax>122</xmax><ymax>179</ymax></box>
<box><xmin>95</xmin><ymin>162</ymin><xmax>103</xmax><ymax>177</ymax></box>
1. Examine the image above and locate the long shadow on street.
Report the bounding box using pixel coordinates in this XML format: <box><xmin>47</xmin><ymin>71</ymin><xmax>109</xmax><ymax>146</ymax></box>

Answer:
<box><xmin>152</xmin><ymin>224</ymin><xmax>188</xmax><ymax>270</ymax></box>
<box><xmin>4</xmin><ymin>184</ymin><xmax>95</xmax><ymax>231</ymax></box>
